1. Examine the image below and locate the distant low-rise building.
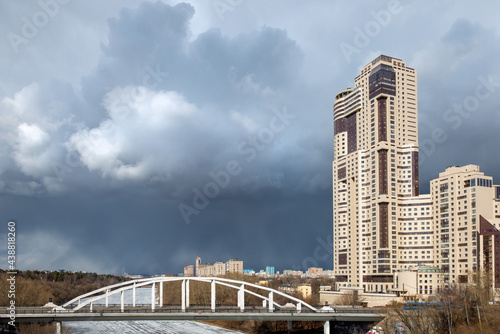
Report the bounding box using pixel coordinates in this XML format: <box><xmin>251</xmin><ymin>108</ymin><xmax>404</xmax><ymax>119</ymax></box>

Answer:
<box><xmin>183</xmin><ymin>265</ymin><xmax>194</xmax><ymax>277</ymax></box>
<box><xmin>282</xmin><ymin>269</ymin><xmax>304</xmax><ymax>277</ymax></box>
<box><xmin>279</xmin><ymin>284</ymin><xmax>296</xmax><ymax>294</ymax></box>
<box><xmin>307</xmin><ymin>267</ymin><xmax>323</xmax><ymax>277</ymax></box>
<box><xmin>322</xmin><ymin>270</ymin><xmax>335</xmax><ymax>278</ymax></box>
<box><xmin>194</xmin><ymin>257</ymin><xmax>244</xmax><ymax>277</ymax></box>
<box><xmin>297</xmin><ymin>284</ymin><xmax>312</xmax><ymax>299</ymax></box>
<box><xmin>226</xmin><ymin>259</ymin><xmax>243</xmax><ymax>274</ymax></box>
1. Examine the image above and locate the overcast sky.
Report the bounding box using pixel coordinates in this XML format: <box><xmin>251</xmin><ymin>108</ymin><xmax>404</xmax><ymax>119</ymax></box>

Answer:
<box><xmin>1</xmin><ymin>0</ymin><xmax>499</xmax><ymax>275</ymax></box>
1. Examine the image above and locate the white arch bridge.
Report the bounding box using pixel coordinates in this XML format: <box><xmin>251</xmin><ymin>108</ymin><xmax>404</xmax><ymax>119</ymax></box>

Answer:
<box><xmin>63</xmin><ymin>276</ymin><xmax>317</xmax><ymax>313</ymax></box>
<box><xmin>1</xmin><ymin>277</ymin><xmax>385</xmax><ymax>334</ymax></box>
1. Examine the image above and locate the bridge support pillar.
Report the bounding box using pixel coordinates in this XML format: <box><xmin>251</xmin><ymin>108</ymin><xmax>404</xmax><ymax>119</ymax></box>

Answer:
<box><xmin>287</xmin><ymin>320</ymin><xmax>292</xmax><ymax>332</ymax></box>
<box><xmin>55</xmin><ymin>321</ymin><xmax>62</xmax><ymax>334</ymax></box>
<box><xmin>133</xmin><ymin>283</ymin><xmax>136</xmax><ymax>307</ymax></box>
<box><xmin>160</xmin><ymin>281</ymin><xmax>164</xmax><ymax>307</ymax></box>
<box><xmin>121</xmin><ymin>291</ymin><xmax>124</xmax><ymax>313</ymax></box>
<box><xmin>238</xmin><ymin>284</ymin><xmax>245</xmax><ymax>312</ymax></box>
<box><xmin>297</xmin><ymin>303</ymin><xmax>301</xmax><ymax>312</ymax></box>
<box><xmin>105</xmin><ymin>289</ymin><xmax>109</xmax><ymax>307</ymax></box>
<box><xmin>186</xmin><ymin>280</ymin><xmax>190</xmax><ymax>308</ymax></box>
<box><xmin>268</xmin><ymin>291</ymin><xmax>273</xmax><ymax>312</ymax></box>
<box><xmin>151</xmin><ymin>282</ymin><xmax>156</xmax><ymax>311</ymax></box>
<box><xmin>211</xmin><ymin>280</ymin><xmax>216</xmax><ymax>312</ymax></box>
<box><xmin>323</xmin><ymin>321</ymin><xmax>330</xmax><ymax>334</ymax></box>
<box><xmin>181</xmin><ymin>280</ymin><xmax>186</xmax><ymax>312</ymax></box>
<box><xmin>262</xmin><ymin>299</ymin><xmax>266</xmax><ymax>308</ymax></box>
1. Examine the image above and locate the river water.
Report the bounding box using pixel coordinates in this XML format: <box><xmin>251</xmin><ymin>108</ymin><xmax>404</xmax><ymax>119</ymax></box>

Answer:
<box><xmin>64</xmin><ymin>287</ymin><xmax>372</xmax><ymax>333</ymax></box>
<box><xmin>65</xmin><ymin>287</ymin><xmax>242</xmax><ymax>333</ymax></box>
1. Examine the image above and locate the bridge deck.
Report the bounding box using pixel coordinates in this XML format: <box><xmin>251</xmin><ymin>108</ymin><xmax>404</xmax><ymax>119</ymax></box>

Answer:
<box><xmin>1</xmin><ymin>307</ymin><xmax>384</xmax><ymax>323</ymax></box>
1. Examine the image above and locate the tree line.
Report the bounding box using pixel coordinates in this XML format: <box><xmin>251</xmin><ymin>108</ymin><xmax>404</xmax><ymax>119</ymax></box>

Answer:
<box><xmin>0</xmin><ymin>269</ymin><xmax>126</xmax><ymax>306</ymax></box>
<box><xmin>379</xmin><ymin>271</ymin><xmax>500</xmax><ymax>334</ymax></box>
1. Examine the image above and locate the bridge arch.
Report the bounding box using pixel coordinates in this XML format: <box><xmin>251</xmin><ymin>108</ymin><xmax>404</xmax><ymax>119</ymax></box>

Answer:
<box><xmin>63</xmin><ymin>277</ymin><xmax>318</xmax><ymax>313</ymax></box>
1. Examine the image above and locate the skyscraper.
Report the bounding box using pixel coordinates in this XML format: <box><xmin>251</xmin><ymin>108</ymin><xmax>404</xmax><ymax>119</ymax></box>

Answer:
<box><xmin>333</xmin><ymin>55</ymin><xmax>423</xmax><ymax>292</ymax></box>
<box><xmin>333</xmin><ymin>55</ymin><xmax>500</xmax><ymax>292</ymax></box>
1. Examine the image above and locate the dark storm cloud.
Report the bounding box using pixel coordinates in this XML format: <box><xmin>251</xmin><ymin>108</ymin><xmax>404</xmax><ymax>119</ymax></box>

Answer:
<box><xmin>0</xmin><ymin>1</ymin><xmax>499</xmax><ymax>274</ymax></box>
<box><xmin>414</xmin><ymin>18</ymin><xmax>500</xmax><ymax>192</ymax></box>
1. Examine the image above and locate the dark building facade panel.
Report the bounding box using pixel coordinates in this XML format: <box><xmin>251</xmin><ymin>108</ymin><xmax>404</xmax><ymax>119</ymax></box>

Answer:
<box><xmin>412</xmin><ymin>151</ymin><xmax>420</xmax><ymax>196</ymax></box>
<box><xmin>479</xmin><ymin>216</ymin><xmax>500</xmax><ymax>287</ymax></box>
<box><xmin>346</xmin><ymin>112</ymin><xmax>357</xmax><ymax>154</ymax></box>
<box><xmin>334</xmin><ymin>118</ymin><xmax>346</xmax><ymax>135</ymax></box>
<box><xmin>369</xmin><ymin>64</ymin><xmax>396</xmax><ymax>99</ymax></box>
<box><xmin>338</xmin><ymin>253</ymin><xmax>347</xmax><ymax>265</ymax></box>
<box><xmin>379</xmin><ymin>202</ymin><xmax>389</xmax><ymax>249</ymax></box>
<box><xmin>338</xmin><ymin>167</ymin><xmax>346</xmax><ymax>180</ymax></box>
<box><xmin>363</xmin><ymin>275</ymin><xmax>393</xmax><ymax>283</ymax></box>
<box><xmin>378</xmin><ymin>149</ymin><xmax>388</xmax><ymax>195</ymax></box>
<box><xmin>377</xmin><ymin>97</ymin><xmax>387</xmax><ymax>142</ymax></box>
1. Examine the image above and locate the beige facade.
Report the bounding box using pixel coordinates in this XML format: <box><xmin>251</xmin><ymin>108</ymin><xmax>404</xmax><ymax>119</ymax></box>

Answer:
<box><xmin>307</xmin><ymin>267</ymin><xmax>323</xmax><ymax>277</ymax></box>
<box><xmin>297</xmin><ymin>284</ymin><xmax>312</xmax><ymax>299</ymax></box>
<box><xmin>431</xmin><ymin>165</ymin><xmax>500</xmax><ymax>287</ymax></box>
<box><xmin>397</xmin><ymin>195</ymin><xmax>434</xmax><ymax>270</ymax></box>
<box><xmin>332</xmin><ymin>55</ymin><xmax>500</xmax><ymax>294</ymax></box>
<box><xmin>333</xmin><ymin>55</ymin><xmax>420</xmax><ymax>292</ymax></box>
<box><xmin>214</xmin><ymin>262</ymin><xmax>226</xmax><ymax>276</ymax></box>
<box><xmin>226</xmin><ymin>259</ymin><xmax>243</xmax><ymax>274</ymax></box>
<box><xmin>320</xmin><ymin>287</ymin><xmax>403</xmax><ymax>308</ymax></box>
<box><xmin>393</xmin><ymin>266</ymin><xmax>445</xmax><ymax>299</ymax></box>
<box><xmin>183</xmin><ymin>265</ymin><xmax>194</xmax><ymax>277</ymax></box>
<box><xmin>194</xmin><ymin>257</ymin><xmax>244</xmax><ymax>277</ymax></box>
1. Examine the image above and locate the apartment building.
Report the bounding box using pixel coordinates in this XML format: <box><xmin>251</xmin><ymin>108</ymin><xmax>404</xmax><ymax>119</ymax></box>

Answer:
<box><xmin>184</xmin><ymin>265</ymin><xmax>194</xmax><ymax>277</ymax></box>
<box><xmin>226</xmin><ymin>259</ymin><xmax>243</xmax><ymax>274</ymax></box>
<box><xmin>333</xmin><ymin>55</ymin><xmax>499</xmax><ymax>293</ymax></box>
<box><xmin>431</xmin><ymin>165</ymin><xmax>500</xmax><ymax>287</ymax></box>
<box><xmin>333</xmin><ymin>55</ymin><xmax>419</xmax><ymax>291</ymax></box>
<box><xmin>194</xmin><ymin>257</ymin><xmax>244</xmax><ymax>277</ymax></box>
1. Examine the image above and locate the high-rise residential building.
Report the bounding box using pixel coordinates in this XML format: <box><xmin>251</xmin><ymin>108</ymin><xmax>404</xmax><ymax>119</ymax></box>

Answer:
<box><xmin>333</xmin><ymin>55</ymin><xmax>419</xmax><ymax>292</ymax></box>
<box><xmin>431</xmin><ymin>165</ymin><xmax>500</xmax><ymax>287</ymax></box>
<box><xmin>333</xmin><ymin>55</ymin><xmax>500</xmax><ymax>293</ymax></box>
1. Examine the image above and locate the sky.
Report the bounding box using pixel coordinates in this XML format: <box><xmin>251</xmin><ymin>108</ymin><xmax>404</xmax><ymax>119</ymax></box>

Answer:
<box><xmin>1</xmin><ymin>0</ymin><xmax>500</xmax><ymax>275</ymax></box>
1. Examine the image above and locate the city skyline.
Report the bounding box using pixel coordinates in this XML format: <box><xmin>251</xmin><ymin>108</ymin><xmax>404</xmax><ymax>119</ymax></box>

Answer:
<box><xmin>1</xmin><ymin>1</ymin><xmax>500</xmax><ymax>275</ymax></box>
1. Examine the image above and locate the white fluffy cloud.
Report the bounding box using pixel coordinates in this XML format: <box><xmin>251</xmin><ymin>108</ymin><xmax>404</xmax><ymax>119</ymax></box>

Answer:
<box><xmin>14</xmin><ymin>123</ymin><xmax>53</xmax><ymax>176</ymax></box>
<box><xmin>0</xmin><ymin>83</ymin><xmax>75</xmax><ymax>194</ymax></box>
<box><xmin>69</xmin><ymin>86</ymin><xmax>199</xmax><ymax>181</ymax></box>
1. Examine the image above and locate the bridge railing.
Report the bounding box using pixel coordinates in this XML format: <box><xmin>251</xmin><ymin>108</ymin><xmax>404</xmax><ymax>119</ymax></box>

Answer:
<box><xmin>1</xmin><ymin>307</ymin><xmax>386</xmax><ymax>315</ymax></box>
